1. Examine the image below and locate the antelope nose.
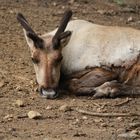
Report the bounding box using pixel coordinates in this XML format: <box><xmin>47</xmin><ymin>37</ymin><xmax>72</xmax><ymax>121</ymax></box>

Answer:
<box><xmin>40</xmin><ymin>87</ymin><xmax>59</xmax><ymax>99</ymax></box>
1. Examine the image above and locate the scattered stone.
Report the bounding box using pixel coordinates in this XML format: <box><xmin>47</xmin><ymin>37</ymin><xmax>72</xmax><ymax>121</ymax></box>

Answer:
<box><xmin>68</xmin><ymin>0</ymin><xmax>75</xmax><ymax>5</ymax></box>
<box><xmin>128</xmin><ymin>16</ymin><xmax>133</xmax><ymax>22</ymax></box>
<box><xmin>101</xmin><ymin>123</ymin><xmax>107</xmax><ymax>127</ymax></box>
<box><xmin>129</xmin><ymin>122</ymin><xmax>140</xmax><ymax>128</ymax></box>
<box><xmin>117</xmin><ymin>117</ymin><xmax>123</xmax><ymax>122</ymax></box>
<box><xmin>82</xmin><ymin>116</ymin><xmax>88</xmax><ymax>120</ymax></box>
<box><xmin>46</xmin><ymin>105</ymin><xmax>52</xmax><ymax>110</ymax></box>
<box><xmin>73</xmin><ymin>131</ymin><xmax>87</xmax><ymax>137</ymax></box>
<box><xmin>8</xmin><ymin>127</ymin><xmax>16</xmax><ymax>132</ymax></box>
<box><xmin>94</xmin><ymin>118</ymin><xmax>103</xmax><ymax>123</ymax></box>
<box><xmin>27</xmin><ymin>111</ymin><xmax>42</xmax><ymax>119</ymax></box>
<box><xmin>15</xmin><ymin>99</ymin><xmax>24</xmax><ymax>107</ymax></box>
<box><xmin>0</xmin><ymin>80</ymin><xmax>4</xmax><ymax>88</ymax></box>
<box><xmin>52</xmin><ymin>2</ymin><xmax>57</xmax><ymax>6</ymax></box>
<box><xmin>72</xmin><ymin>119</ymin><xmax>80</xmax><ymax>125</ymax></box>
<box><xmin>118</xmin><ymin>131</ymin><xmax>139</xmax><ymax>139</ymax></box>
<box><xmin>59</xmin><ymin>104</ymin><xmax>72</xmax><ymax>112</ymax></box>
<box><xmin>97</xmin><ymin>10</ymin><xmax>106</xmax><ymax>15</ymax></box>
<box><xmin>61</xmin><ymin>6</ymin><xmax>65</xmax><ymax>9</ymax></box>
<box><xmin>15</xmin><ymin>85</ymin><xmax>23</xmax><ymax>91</ymax></box>
<box><xmin>131</xmin><ymin>130</ymin><xmax>139</xmax><ymax>135</ymax></box>
<box><xmin>3</xmin><ymin>114</ymin><xmax>13</xmax><ymax>121</ymax></box>
<box><xmin>96</xmin><ymin>107</ymin><xmax>102</xmax><ymax>113</ymax></box>
<box><xmin>117</xmin><ymin>128</ymin><xmax>126</xmax><ymax>134</ymax></box>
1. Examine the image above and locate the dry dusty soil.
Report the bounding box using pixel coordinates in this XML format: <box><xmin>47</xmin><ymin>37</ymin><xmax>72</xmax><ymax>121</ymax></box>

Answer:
<box><xmin>0</xmin><ymin>0</ymin><xmax>140</xmax><ymax>140</ymax></box>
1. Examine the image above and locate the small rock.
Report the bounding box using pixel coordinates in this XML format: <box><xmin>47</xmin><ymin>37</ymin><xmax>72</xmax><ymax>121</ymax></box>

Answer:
<box><xmin>118</xmin><ymin>131</ymin><xmax>139</xmax><ymax>139</ymax></box>
<box><xmin>68</xmin><ymin>0</ymin><xmax>75</xmax><ymax>5</ymax></box>
<box><xmin>128</xmin><ymin>16</ymin><xmax>133</xmax><ymax>22</ymax></box>
<box><xmin>8</xmin><ymin>127</ymin><xmax>16</xmax><ymax>132</ymax></box>
<box><xmin>0</xmin><ymin>81</ymin><xmax>4</xmax><ymax>88</ymax></box>
<box><xmin>61</xmin><ymin>6</ymin><xmax>65</xmax><ymax>9</ymax></box>
<box><xmin>73</xmin><ymin>131</ymin><xmax>87</xmax><ymax>137</ymax></box>
<box><xmin>96</xmin><ymin>108</ymin><xmax>102</xmax><ymax>113</ymax></box>
<box><xmin>52</xmin><ymin>2</ymin><xmax>57</xmax><ymax>6</ymax></box>
<box><xmin>9</xmin><ymin>10</ymin><xmax>14</xmax><ymax>14</ymax></box>
<box><xmin>82</xmin><ymin>116</ymin><xmax>88</xmax><ymax>120</ymax></box>
<box><xmin>27</xmin><ymin>111</ymin><xmax>42</xmax><ymax>119</ymax></box>
<box><xmin>59</xmin><ymin>104</ymin><xmax>72</xmax><ymax>112</ymax></box>
<box><xmin>46</xmin><ymin>105</ymin><xmax>52</xmax><ymax>110</ymax></box>
<box><xmin>97</xmin><ymin>10</ymin><xmax>106</xmax><ymax>15</ymax></box>
<box><xmin>15</xmin><ymin>99</ymin><xmax>24</xmax><ymax>107</ymax></box>
<box><xmin>94</xmin><ymin>118</ymin><xmax>103</xmax><ymax>123</ymax></box>
<box><xmin>15</xmin><ymin>85</ymin><xmax>22</xmax><ymax>91</ymax></box>
<box><xmin>117</xmin><ymin>128</ymin><xmax>126</xmax><ymax>134</ymax></box>
<box><xmin>129</xmin><ymin>122</ymin><xmax>140</xmax><ymax>128</ymax></box>
<box><xmin>3</xmin><ymin>114</ymin><xmax>13</xmax><ymax>121</ymax></box>
<box><xmin>101</xmin><ymin>123</ymin><xmax>107</xmax><ymax>127</ymax></box>
<box><xmin>72</xmin><ymin>119</ymin><xmax>80</xmax><ymax>125</ymax></box>
<box><xmin>131</xmin><ymin>130</ymin><xmax>139</xmax><ymax>135</ymax></box>
<box><xmin>117</xmin><ymin>117</ymin><xmax>123</xmax><ymax>122</ymax></box>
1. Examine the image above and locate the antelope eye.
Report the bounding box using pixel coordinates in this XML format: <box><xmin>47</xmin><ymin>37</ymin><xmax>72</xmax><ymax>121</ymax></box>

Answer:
<box><xmin>31</xmin><ymin>57</ymin><xmax>40</xmax><ymax>64</ymax></box>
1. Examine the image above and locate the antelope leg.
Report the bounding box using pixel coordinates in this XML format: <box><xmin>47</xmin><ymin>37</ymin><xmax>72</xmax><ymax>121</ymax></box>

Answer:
<box><xmin>63</xmin><ymin>68</ymin><xmax>118</xmax><ymax>96</ymax></box>
<box><xmin>93</xmin><ymin>81</ymin><xmax>140</xmax><ymax>99</ymax></box>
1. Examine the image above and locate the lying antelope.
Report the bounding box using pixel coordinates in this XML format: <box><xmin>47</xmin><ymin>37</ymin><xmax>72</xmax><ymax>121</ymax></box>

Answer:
<box><xmin>17</xmin><ymin>10</ymin><xmax>140</xmax><ymax>99</ymax></box>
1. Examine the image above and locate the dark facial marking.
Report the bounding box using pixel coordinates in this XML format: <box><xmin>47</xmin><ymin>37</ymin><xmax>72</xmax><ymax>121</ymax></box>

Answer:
<box><xmin>31</xmin><ymin>57</ymin><xmax>40</xmax><ymax>64</ymax></box>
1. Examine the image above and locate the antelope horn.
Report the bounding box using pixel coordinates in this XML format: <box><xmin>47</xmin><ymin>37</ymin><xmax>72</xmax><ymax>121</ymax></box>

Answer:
<box><xmin>53</xmin><ymin>9</ymin><xmax>72</xmax><ymax>41</ymax></box>
<box><xmin>17</xmin><ymin>13</ymin><xmax>36</xmax><ymax>35</ymax></box>
<box><xmin>17</xmin><ymin>13</ymin><xmax>43</xmax><ymax>48</ymax></box>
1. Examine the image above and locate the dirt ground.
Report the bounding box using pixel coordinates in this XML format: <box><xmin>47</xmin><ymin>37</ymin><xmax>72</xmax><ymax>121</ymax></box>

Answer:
<box><xmin>0</xmin><ymin>0</ymin><xmax>140</xmax><ymax>140</ymax></box>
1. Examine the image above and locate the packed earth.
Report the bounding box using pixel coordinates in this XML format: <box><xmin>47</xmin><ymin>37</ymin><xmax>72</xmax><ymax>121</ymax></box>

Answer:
<box><xmin>0</xmin><ymin>0</ymin><xmax>140</xmax><ymax>140</ymax></box>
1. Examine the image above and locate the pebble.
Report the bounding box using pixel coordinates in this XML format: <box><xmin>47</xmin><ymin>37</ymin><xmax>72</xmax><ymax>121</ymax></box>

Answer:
<box><xmin>52</xmin><ymin>2</ymin><xmax>57</xmax><ymax>6</ymax></box>
<box><xmin>59</xmin><ymin>104</ymin><xmax>72</xmax><ymax>112</ymax></box>
<box><xmin>117</xmin><ymin>117</ymin><xmax>123</xmax><ymax>122</ymax></box>
<box><xmin>3</xmin><ymin>114</ymin><xmax>13</xmax><ymax>121</ymax></box>
<box><xmin>118</xmin><ymin>131</ymin><xmax>139</xmax><ymax>139</ymax></box>
<box><xmin>82</xmin><ymin>116</ymin><xmax>88</xmax><ymax>120</ymax></box>
<box><xmin>117</xmin><ymin>128</ymin><xmax>126</xmax><ymax>134</ymax></box>
<box><xmin>27</xmin><ymin>111</ymin><xmax>42</xmax><ymax>119</ymax></box>
<box><xmin>72</xmin><ymin>119</ymin><xmax>80</xmax><ymax>125</ymax></box>
<box><xmin>0</xmin><ymin>81</ymin><xmax>4</xmax><ymax>88</ymax></box>
<box><xmin>46</xmin><ymin>105</ymin><xmax>52</xmax><ymax>110</ymax></box>
<box><xmin>128</xmin><ymin>16</ymin><xmax>133</xmax><ymax>22</ymax></box>
<box><xmin>129</xmin><ymin>122</ymin><xmax>140</xmax><ymax>128</ymax></box>
<box><xmin>101</xmin><ymin>123</ymin><xmax>107</xmax><ymax>127</ymax></box>
<box><xmin>68</xmin><ymin>0</ymin><xmax>75</xmax><ymax>5</ymax></box>
<box><xmin>15</xmin><ymin>99</ymin><xmax>24</xmax><ymax>107</ymax></box>
<box><xmin>15</xmin><ymin>85</ymin><xmax>23</xmax><ymax>91</ymax></box>
<box><xmin>94</xmin><ymin>118</ymin><xmax>103</xmax><ymax>123</ymax></box>
<box><xmin>97</xmin><ymin>10</ymin><xmax>106</xmax><ymax>15</ymax></box>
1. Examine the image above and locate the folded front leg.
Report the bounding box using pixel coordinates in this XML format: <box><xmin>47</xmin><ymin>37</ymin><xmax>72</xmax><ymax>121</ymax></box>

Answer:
<box><xmin>63</xmin><ymin>67</ymin><xmax>118</xmax><ymax>96</ymax></box>
<box><xmin>93</xmin><ymin>80</ymin><xmax>121</xmax><ymax>98</ymax></box>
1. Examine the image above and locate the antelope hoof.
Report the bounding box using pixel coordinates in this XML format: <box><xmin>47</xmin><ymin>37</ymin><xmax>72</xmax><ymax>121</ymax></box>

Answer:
<box><xmin>93</xmin><ymin>81</ymin><xmax>121</xmax><ymax>99</ymax></box>
<box><xmin>40</xmin><ymin>88</ymin><xmax>59</xmax><ymax>99</ymax></box>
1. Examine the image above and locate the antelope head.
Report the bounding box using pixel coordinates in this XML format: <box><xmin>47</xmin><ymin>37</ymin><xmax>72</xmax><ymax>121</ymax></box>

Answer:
<box><xmin>17</xmin><ymin>10</ymin><xmax>72</xmax><ymax>99</ymax></box>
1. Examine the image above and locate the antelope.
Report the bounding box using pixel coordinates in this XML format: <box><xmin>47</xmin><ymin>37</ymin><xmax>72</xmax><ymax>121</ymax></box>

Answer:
<box><xmin>17</xmin><ymin>10</ymin><xmax>140</xmax><ymax>99</ymax></box>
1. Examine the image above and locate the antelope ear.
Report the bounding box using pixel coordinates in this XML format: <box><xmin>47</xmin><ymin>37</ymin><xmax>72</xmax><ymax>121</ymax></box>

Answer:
<box><xmin>23</xmin><ymin>29</ymin><xmax>34</xmax><ymax>48</ymax></box>
<box><xmin>59</xmin><ymin>31</ymin><xmax>72</xmax><ymax>47</ymax></box>
<box><xmin>17</xmin><ymin>13</ymin><xmax>43</xmax><ymax>49</ymax></box>
<box><xmin>24</xmin><ymin>30</ymin><xmax>43</xmax><ymax>49</ymax></box>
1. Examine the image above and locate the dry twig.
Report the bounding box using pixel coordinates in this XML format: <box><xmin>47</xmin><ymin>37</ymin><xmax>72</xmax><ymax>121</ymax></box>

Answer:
<box><xmin>114</xmin><ymin>97</ymin><xmax>132</xmax><ymax>106</ymax></box>
<box><xmin>76</xmin><ymin>108</ymin><xmax>140</xmax><ymax>117</ymax></box>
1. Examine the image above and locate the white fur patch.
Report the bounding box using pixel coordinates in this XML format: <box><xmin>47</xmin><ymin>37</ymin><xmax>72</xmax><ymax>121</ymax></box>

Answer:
<box><xmin>44</xmin><ymin>20</ymin><xmax>140</xmax><ymax>74</ymax></box>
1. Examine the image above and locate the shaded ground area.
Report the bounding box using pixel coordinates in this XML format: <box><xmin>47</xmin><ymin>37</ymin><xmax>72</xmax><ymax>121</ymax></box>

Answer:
<box><xmin>0</xmin><ymin>0</ymin><xmax>140</xmax><ymax>139</ymax></box>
